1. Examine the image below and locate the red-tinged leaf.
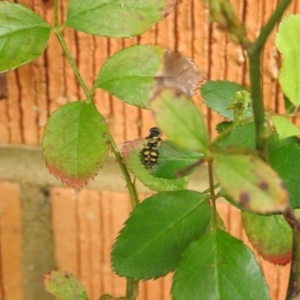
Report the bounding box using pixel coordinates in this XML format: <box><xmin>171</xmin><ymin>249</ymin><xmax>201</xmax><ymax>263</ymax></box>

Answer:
<box><xmin>242</xmin><ymin>212</ymin><xmax>292</xmax><ymax>265</ymax></box>
<box><xmin>94</xmin><ymin>45</ymin><xmax>204</xmax><ymax>109</ymax></box>
<box><xmin>42</xmin><ymin>101</ymin><xmax>109</xmax><ymax>189</ymax></box>
<box><xmin>42</xmin><ymin>270</ymin><xmax>89</xmax><ymax>300</ymax></box>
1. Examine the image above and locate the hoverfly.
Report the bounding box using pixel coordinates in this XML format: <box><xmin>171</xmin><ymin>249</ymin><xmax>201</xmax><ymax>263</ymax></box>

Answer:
<box><xmin>116</xmin><ymin>127</ymin><xmax>162</xmax><ymax>170</ymax></box>
<box><xmin>141</xmin><ymin>127</ymin><xmax>162</xmax><ymax>169</ymax></box>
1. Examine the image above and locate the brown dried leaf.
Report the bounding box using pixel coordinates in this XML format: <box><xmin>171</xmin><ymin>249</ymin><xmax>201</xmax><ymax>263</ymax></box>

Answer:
<box><xmin>163</xmin><ymin>0</ymin><xmax>177</xmax><ymax>18</ymax></box>
<box><xmin>155</xmin><ymin>50</ymin><xmax>205</xmax><ymax>96</ymax></box>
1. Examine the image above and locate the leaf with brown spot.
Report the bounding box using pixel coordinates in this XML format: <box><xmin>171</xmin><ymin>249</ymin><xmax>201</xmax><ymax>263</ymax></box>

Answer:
<box><xmin>42</xmin><ymin>101</ymin><xmax>109</xmax><ymax>189</ymax></box>
<box><xmin>242</xmin><ymin>211</ymin><xmax>292</xmax><ymax>265</ymax></box>
<box><xmin>215</xmin><ymin>153</ymin><xmax>289</xmax><ymax>214</ymax></box>
<box><xmin>163</xmin><ymin>0</ymin><xmax>177</xmax><ymax>18</ymax></box>
<box><xmin>94</xmin><ymin>45</ymin><xmax>204</xmax><ymax>109</ymax></box>
<box><xmin>42</xmin><ymin>270</ymin><xmax>89</xmax><ymax>300</ymax></box>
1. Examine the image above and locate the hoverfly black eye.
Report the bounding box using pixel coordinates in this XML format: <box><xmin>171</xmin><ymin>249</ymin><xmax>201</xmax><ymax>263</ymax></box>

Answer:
<box><xmin>149</xmin><ymin>127</ymin><xmax>162</xmax><ymax>139</ymax></box>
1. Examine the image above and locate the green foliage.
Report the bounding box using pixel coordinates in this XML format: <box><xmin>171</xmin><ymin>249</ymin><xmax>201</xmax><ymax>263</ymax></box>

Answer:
<box><xmin>65</xmin><ymin>0</ymin><xmax>172</xmax><ymax>38</ymax></box>
<box><xmin>94</xmin><ymin>45</ymin><xmax>164</xmax><ymax>108</ymax></box>
<box><xmin>215</xmin><ymin>153</ymin><xmax>288</xmax><ymax>214</ymax></box>
<box><xmin>0</xmin><ymin>2</ymin><xmax>51</xmax><ymax>72</ymax></box>
<box><xmin>227</xmin><ymin>90</ymin><xmax>252</xmax><ymax>125</ymax></box>
<box><xmin>171</xmin><ymin>229</ymin><xmax>270</xmax><ymax>300</ymax></box>
<box><xmin>215</xmin><ymin>121</ymin><xmax>233</xmax><ymax>133</ymax></box>
<box><xmin>242</xmin><ymin>212</ymin><xmax>292</xmax><ymax>265</ymax></box>
<box><xmin>269</xmin><ymin>144</ymin><xmax>300</xmax><ymax>209</ymax></box>
<box><xmin>42</xmin><ymin>270</ymin><xmax>89</xmax><ymax>300</ymax></box>
<box><xmin>111</xmin><ymin>191</ymin><xmax>210</xmax><ymax>279</ymax></box>
<box><xmin>124</xmin><ymin>142</ymin><xmax>188</xmax><ymax>191</ymax></box>
<box><xmin>216</xmin><ymin>121</ymin><xmax>255</xmax><ymax>151</ymax></box>
<box><xmin>200</xmin><ymin>80</ymin><xmax>250</xmax><ymax>119</ymax></box>
<box><xmin>1</xmin><ymin>1</ymin><xmax>299</xmax><ymax>299</ymax></box>
<box><xmin>151</xmin><ymin>88</ymin><xmax>209</xmax><ymax>151</ymax></box>
<box><xmin>94</xmin><ymin>45</ymin><xmax>203</xmax><ymax>109</ymax></box>
<box><xmin>151</xmin><ymin>140</ymin><xmax>203</xmax><ymax>179</ymax></box>
<box><xmin>271</xmin><ymin>115</ymin><xmax>300</xmax><ymax>139</ymax></box>
<box><xmin>276</xmin><ymin>15</ymin><xmax>300</xmax><ymax>106</ymax></box>
<box><xmin>42</xmin><ymin>101</ymin><xmax>109</xmax><ymax>189</ymax></box>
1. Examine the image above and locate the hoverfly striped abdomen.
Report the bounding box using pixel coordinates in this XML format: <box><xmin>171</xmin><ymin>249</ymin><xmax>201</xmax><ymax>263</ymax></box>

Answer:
<box><xmin>142</xmin><ymin>127</ymin><xmax>162</xmax><ymax>169</ymax></box>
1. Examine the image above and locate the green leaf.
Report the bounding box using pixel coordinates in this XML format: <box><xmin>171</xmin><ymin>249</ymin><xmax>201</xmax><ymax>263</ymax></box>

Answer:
<box><xmin>151</xmin><ymin>88</ymin><xmax>209</xmax><ymax>151</ymax></box>
<box><xmin>151</xmin><ymin>140</ymin><xmax>203</xmax><ymax>179</ymax></box>
<box><xmin>284</xmin><ymin>94</ymin><xmax>297</xmax><ymax>114</ymax></box>
<box><xmin>124</xmin><ymin>140</ymin><xmax>188</xmax><ymax>191</ymax></box>
<box><xmin>268</xmin><ymin>132</ymin><xmax>300</xmax><ymax>154</ymax></box>
<box><xmin>214</xmin><ymin>153</ymin><xmax>288</xmax><ymax>214</ymax></box>
<box><xmin>216</xmin><ymin>121</ymin><xmax>300</xmax><ymax>153</ymax></box>
<box><xmin>111</xmin><ymin>190</ymin><xmax>210</xmax><ymax>280</ymax></box>
<box><xmin>217</xmin><ymin>122</ymin><xmax>255</xmax><ymax>151</ymax></box>
<box><xmin>200</xmin><ymin>80</ymin><xmax>250</xmax><ymax>120</ymax></box>
<box><xmin>269</xmin><ymin>144</ymin><xmax>300</xmax><ymax>209</ymax></box>
<box><xmin>215</xmin><ymin>121</ymin><xmax>233</xmax><ymax>134</ymax></box>
<box><xmin>276</xmin><ymin>15</ymin><xmax>300</xmax><ymax>106</ymax></box>
<box><xmin>0</xmin><ymin>2</ymin><xmax>51</xmax><ymax>72</ymax></box>
<box><xmin>42</xmin><ymin>101</ymin><xmax>109</xmax><ymax>189</ymax></box>
<box><xmin>242</xmin><ymin>212</ymin><xmax>292</xmax><ymax>265</ymax></box>
<box><xmin>207</xmin><ymin>206</ymin><xmax>226</xmax><ymax>231</ymax></box>
<box><xmin>94</xmin><ymin>45</ymin><xmax>163</xmax><ymax>109</ymax></box>
<box><xmin>172</xmin><ymin>229</ymin><xmax>270</xmax><ymax>300</ymax></box>
<box><xmin>65</xmin><ymin>0</ymin><xmax>175</xmax><ymax>38</ymax></box>
<box><xmin>42</xmin><ymin>270</ymin><xmax>89</xmax><ymax>300</ymax></box>
<box><xmin>271</xmin><ymin>115</ymin><xmax>300</xmax><ymax>139</ymax></box>
<box><xmin>94</xmin><ymin>45</ymin><xmax>203</xmax><ymax>109</ymax></box>
<box><xmin>228</xmin><ymin>90</ymin><xmax>252</xmax><ymax>125</ymax></box>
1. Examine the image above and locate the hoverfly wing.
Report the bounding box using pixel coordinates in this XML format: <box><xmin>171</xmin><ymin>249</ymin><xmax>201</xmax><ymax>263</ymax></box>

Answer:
<box><xmin>115</xmin><ymin>138</ymin><xmax>145</xmax><ymax>157</ymax></box>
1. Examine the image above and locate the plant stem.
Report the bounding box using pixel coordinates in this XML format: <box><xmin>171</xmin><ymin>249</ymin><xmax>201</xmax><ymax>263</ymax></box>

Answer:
<box><xmin>283</xmin><ymin>208</ymin><xmax>300</xmax><ymax>300</ymax></box>
<box><xmin>208</xmin><ymin>160</ymin><xmax>218</xmax><ymax>228</ymax></box>
<box><xmin>109</xmin><ymin>134</ymin><xmax>140</xmax><ymax>300</ymax></box>
<box><xmin>251</xmin><ymin>0</ymin><xmax>292</xmax><ymax>54</ymax></box>
<box><xmin>54</xmin><ymin>32</ymin><xmax>93</xmax><ymax>103</ymax></box>
<box><xmin>53</xmin><ymin>0</ymin><xmax>92</xmax><ymax>101</ymax></box>
<box><xmin>246</xmin><ymin>0</ymin><xmax>292</xmax><ymax>156</ymax></box>
<box><xmin>246</xmin><ymin>1</ymin><xmax>297</xmax><ymax>299</ymax></box>
<box><xmin>54</xmin><ymin>0</ymin><xmax>59</xmax><ymax>27</ymax></box>
<box><xmin>246</xmin><ymin>53</ymin><xmax>266</xmax><ymax>155</ymax></box>
<box><xmin>126</xmin><ymin>278</ymin><xmax>139</xmax><ymax>300</ymax></box>
<box><xmin>53</xmin><ymin>4</ymin><xmax>139</xmax><ymax>297</ymax></box>
<box><xmin>285</xmin><ymin>226</ymin><xmax>300</xmax><ymax>300</ymax></box>
<box><xmin>108</xmin><ymin>134</ymin><xmax>140</xmax><ymax>209</ymax></box>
